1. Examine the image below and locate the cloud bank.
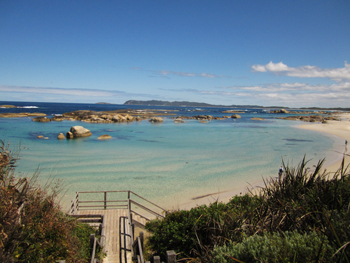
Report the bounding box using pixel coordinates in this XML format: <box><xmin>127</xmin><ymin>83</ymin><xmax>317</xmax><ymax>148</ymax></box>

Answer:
<box><xmin>252</xmin><ymin>61</ymin><xmax>350</xmax><ymax>82</ymax></box>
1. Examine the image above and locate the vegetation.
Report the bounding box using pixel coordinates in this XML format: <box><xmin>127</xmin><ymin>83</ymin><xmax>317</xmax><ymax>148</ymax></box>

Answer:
<box><xmin>146</xmin><ymin>157</ymin><xmax>350</xmax><ymax>262</ymax></box>
<box><xmin>0</xmin><ymin>141</ymin><xmax>97</xmax><ymax>262</ymax></box>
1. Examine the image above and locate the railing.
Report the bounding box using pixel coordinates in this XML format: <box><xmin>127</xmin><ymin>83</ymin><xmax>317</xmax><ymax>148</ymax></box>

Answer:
<box><xmin>131</xmin><ymin>231</ymin><xmax>176</xmax><ymax>263</ymax></box>
<box><xmin>132</xmin><ymin>232</ymin><xmax>145</xmax><ymax>263</ymax></box>
<box><xmin>120</xmin><ymin>216</ymin><xmax>132</xmax><ymax>263</ymax></box>
<box><xmin>70</xmin><ymin>190</ymin><xmax>167</xmax><ymax>220</ymax></box>
<box><xmin>70</xmin><ymin>190</ymin><xmax>169</xmax><ymax>263</ymax></box>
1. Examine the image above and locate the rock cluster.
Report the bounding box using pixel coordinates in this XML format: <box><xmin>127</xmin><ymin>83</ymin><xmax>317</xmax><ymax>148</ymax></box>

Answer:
<box><xmin>32</xmin><ymin>117</ymin><xmax>51</xmax><ymax>122</ymax></box>
<box><xmin>270</xmin><ymin>109</ymin><xmax>336</xmax><ymax>115</ymax></box>
<box><xmin>277</xmin><ymin>115</ymin><xmax>339</xmax><ymax>123</ymax></box>
<box><xmin>0</xmin><ymin>112</ymin><xmax>47</xmax><ymax>118</ymax></box>
<box><xmin>62</xmin><ymin>110</ymin><xmax>143</xmax><ymax>123</ymax></box>
<box><xmin>149</xmin><ymin>117</ymin><xmax>164</xmax><ymax>123</ymax></box>
<box><xmin>173</xmin><ymin>117</ymin><xmax>185</xmax><ymax>123</ymax></box>
<box><xmin>270</xmin><ymin>109</ymin><xmax>289</xmax><ymax>114</ymax></box>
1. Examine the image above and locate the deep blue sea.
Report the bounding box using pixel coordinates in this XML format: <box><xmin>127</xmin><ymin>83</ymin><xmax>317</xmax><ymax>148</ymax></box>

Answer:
<box><xmin>0</xmin><ymin>101</ymin><xmax>343</xmax><ymax>210</ymax></box>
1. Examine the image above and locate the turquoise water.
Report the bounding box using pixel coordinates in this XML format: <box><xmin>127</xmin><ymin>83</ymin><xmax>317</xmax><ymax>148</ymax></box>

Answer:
<box><xmin>0</xmin><ymin>102</ymin><xmax>342</xmax><ymax>210</ymax></box>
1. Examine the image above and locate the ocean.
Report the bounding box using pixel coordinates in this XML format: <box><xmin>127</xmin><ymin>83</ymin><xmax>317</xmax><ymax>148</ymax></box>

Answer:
<box><xmin>0</xmin><ymin>101</ymin><xmax>343</xmax><ymax>211</ymax></box>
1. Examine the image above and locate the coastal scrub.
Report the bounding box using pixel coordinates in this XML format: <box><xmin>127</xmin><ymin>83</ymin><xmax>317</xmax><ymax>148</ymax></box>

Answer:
<box><xmin>145</xmin><ymin>157</ymin><xmax>350</xmax><ymax>262</ymax></box>
<box><xmin>0</xmin><ymin>140</ymin><xmax>97</xmax><ymax>262</ymax></box>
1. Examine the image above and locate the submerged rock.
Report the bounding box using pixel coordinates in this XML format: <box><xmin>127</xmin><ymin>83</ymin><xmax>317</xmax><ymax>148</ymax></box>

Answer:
<box><xmin>98</xmin><ymin>134</ymin><xmax>112</xmax><ymax>140</ymax></box>
<box><xmin>32</xmin><ymin>116</ymin><xmax>51</xmax><ymax>122</ymax></box>
<box><xmin>173</xmin><ymin>117</ymin><xmax>185</xmax><ymax>123</ymax></box>
<box><xmin>51</xmin><ymin>116</ymin><xmax>65</xmax><ymax>122</ymax></box>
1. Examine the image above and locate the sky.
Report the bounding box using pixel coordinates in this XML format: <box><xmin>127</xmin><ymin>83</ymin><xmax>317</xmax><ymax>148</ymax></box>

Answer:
<box><xmin>0</xmin><ymin>0</ymin><xmax>349</xmax><ymax>108</ymax></box>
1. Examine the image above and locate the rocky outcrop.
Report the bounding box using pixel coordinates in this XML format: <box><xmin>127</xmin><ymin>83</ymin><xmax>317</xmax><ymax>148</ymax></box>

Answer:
<box><xmin>0</xmin><ymin>112</ymin><xmax>47</xmax><ymax>118</ymax></box>
<box><xmin>193</xmin><ymin>115</ymin><xmax>213</xmax><ymax>121</ymax></box>
<box><xmin>0</xmin><ymin>105</ymin><xmax>16</xmax><ymax>108</ymax></box>
<box><xmin>32</xmin><ymin>117</ymin><xmax>51</xmax><ymax>122</ymax></box>
<box><xmin>277</xmin><ymin>115</ymin><xmax>339</xmax><ymax>123</ymax></box>
<box><xmin>251</xmin><ymin>117</ymin><xmax>265</xmax><ymax>121</ymax></box>
<box><xmin>51</xmin><ymin>116</ymin><xmax>65</xmax><ymax>122</ymax></box>
<box><xmin>98</xmin><ymin>134</ymin><xmax>112</xmax><ymax>140</ymax></box>
<box><xmin>62</xmin><ymin>110</ymin><xmax>139</xmax><ymax>123</ymax></box>
<box><xmin>66</xmin><ymin>132</ymin><xmax>74</xmax><ymax>139</ymax></box>
<box><xmin>231</xmin><ymin>114</ymin><xmax>241</xmax><ymax>119</ymax></box>
<box><xmin>68</xmin><ymin>126</ymin><xmax>92</xmax><ymax>138</ymax></box>
<box><xmin>149</xmin><ymin>117</ymin><xmax>164</xmax><ymax>123</ymax></box>
<box><xmin>270</xmin><ymin>109</ymin><xmax>336</xmax><ymax>115</ymax></box>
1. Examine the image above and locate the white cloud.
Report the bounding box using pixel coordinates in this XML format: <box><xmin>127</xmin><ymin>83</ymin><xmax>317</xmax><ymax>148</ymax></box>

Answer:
<box><xmin>252</xmin><ymin>61</ymin><xmax>350</xmax><ymax>82</ymax></box>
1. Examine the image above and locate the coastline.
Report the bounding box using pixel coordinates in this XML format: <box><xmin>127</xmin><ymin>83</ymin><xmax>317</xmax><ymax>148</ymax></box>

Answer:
<box><xmin>178</xmin><ymin>114</ymin><xmax>350</xmax><ymax>211</ymax></box>
<box><xmin>298</xmin><ymin>113</ymin><xmax>350</xmax><ymax>173</ymax></box>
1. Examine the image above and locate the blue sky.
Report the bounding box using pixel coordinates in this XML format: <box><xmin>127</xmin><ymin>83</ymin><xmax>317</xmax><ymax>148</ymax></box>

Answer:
<box><xmin>1</xmin><ymin>0</ymin><xmax>349</xmax><ymax>107</ymax></box>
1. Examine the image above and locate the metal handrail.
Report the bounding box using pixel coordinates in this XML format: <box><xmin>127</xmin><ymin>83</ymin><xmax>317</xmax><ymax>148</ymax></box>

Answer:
<box><xmin>70</xmin><ymin>190</ymin><xmax>167</xmax><ymax>220</ymax></box>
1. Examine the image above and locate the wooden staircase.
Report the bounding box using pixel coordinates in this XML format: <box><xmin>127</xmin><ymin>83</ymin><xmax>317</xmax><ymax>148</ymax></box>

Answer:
<box><xmin>70</xmin><ymin>191</ymin><xmax>166</xmax><ymax>263</ymax></box>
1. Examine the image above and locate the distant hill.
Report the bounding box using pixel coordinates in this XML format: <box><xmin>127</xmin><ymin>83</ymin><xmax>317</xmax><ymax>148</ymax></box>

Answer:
<box><xmin>123</xmin><ymin>100</ymin><xmax>284</xmax><ymax>109</ymax></box>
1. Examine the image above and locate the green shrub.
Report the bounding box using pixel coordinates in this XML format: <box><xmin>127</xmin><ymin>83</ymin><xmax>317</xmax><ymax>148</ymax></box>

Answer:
<box><xmin>212</xmin><ymin>231</ymin><xmax>335</xmax><ymax>263</ymax></box>
<box><xmin>145</xmin><ymin>157</ymin><xmax>350</xmax><ymax>262</ymax></box>
<box><xmin>146</xmin><ymin>195</ymin><xmax>259</xmax><ymax>261</ymax></box>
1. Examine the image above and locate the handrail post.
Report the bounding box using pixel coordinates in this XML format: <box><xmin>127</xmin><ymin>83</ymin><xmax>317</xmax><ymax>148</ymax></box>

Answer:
<box><xmin>128</xmin><ymin>199</ymin><xmax>134</xmax><ymax>254</ymax></box>
<box><xmin>89</xmin><ymin>234</ymin><xmax>96</xmax><ymax>262</ymax></box>
<box><xmin>104</xmin><ymin>191</ymin><xmax>107</xmax><ymax>210</ymax></box>
<box><xmin>76</xmin><ymin>192</ymin><xmax>79</xmax><ymax>212</ymax></box>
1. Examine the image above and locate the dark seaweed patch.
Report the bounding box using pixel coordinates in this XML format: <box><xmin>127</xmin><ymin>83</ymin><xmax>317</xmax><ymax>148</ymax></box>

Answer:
<box><xmin>137</xmin><ymin>139</ymin><xmax>159</xmax><ymax>143</ymax></box>
<box><xmin>283</xmin><ymin>139</ymin><xmax>313</xmax><ymax>142</ymax></box>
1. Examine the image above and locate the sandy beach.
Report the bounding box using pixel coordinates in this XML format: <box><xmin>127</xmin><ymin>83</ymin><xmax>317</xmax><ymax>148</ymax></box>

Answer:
<box><xmin>299</xmin><ymin>113</ymin><xmax>350</xmax><ymax>174</ymax></box>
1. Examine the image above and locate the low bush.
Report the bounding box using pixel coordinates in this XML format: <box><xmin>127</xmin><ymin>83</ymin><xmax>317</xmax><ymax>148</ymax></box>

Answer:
<box><xmin>0</xmin><ymin>140</ymin><xmax>97</xmax><ymax>262</ymax></box>
<box><xmin>145</xmin><ymin>194</ymin><xmax>259</xmax><ymax>261</ymax></box>
<box><xmin>212</xmin><ymin>231</ymin><xmax>335</xmax><ymax>263</ymax></box>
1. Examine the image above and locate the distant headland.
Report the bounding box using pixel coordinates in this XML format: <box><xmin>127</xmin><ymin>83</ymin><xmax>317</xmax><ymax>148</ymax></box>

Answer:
<box><xmin>122</xmin><ymin>100</ymin><xmax>350</xmax><ymax>111</ymax></box>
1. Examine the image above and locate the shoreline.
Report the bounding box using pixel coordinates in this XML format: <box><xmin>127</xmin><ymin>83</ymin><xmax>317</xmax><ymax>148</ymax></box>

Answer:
<box><xmin>298</xmin><ymin>113</ymin><xmax>350</xmax><ymax>174</ymax></box>
<box><xmin>176</xmin><ymin>114</ymin><xmax>350</xmax><ymax>211</ymax></box>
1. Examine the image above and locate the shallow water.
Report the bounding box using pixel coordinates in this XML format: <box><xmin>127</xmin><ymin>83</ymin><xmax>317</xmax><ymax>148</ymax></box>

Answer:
<box><xmin>0</xmin><ymin>102</ymin><xmax>342</xmax><ymax>210</ymax></box>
